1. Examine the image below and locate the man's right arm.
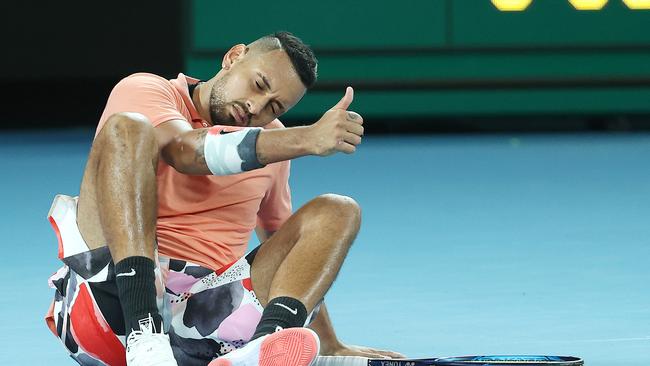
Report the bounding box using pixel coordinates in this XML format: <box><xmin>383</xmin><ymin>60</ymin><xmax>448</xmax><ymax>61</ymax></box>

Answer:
<box><xmin>157</xmin><ymin>87</ymin><xmax>363</xmax><ymax>176</ymax></box>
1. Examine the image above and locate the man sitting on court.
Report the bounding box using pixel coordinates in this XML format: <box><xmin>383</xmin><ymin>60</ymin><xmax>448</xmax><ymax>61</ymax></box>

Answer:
<box><xmin>45</xmin><ymin>31</ymin><xmax>403</xmax><ymax>366</ymax></box>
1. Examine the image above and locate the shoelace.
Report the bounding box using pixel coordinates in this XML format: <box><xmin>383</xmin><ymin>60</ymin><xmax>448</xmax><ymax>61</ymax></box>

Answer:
<box><xmin>126</xmin><ymin>330</ymin><xmax>176</xmax><ymax>366</ymax></box>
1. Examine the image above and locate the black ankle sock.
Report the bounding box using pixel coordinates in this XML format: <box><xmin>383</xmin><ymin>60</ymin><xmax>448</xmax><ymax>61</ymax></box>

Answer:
<box><xmin>114</xmin><ymin>256</ymin><xmax>162</xmax><ymax>334</ymax></box>
<box><xmin>252</xmin><ymin>296</ymin><xmax>308</xmax><ymax>340</ymax></box>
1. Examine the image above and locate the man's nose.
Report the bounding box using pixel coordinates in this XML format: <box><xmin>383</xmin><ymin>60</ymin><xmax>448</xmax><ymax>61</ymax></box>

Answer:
<box><xmin>246</xmin><ymin>98</ymin><xmax>263</xmax><ymax>115</ymax></box>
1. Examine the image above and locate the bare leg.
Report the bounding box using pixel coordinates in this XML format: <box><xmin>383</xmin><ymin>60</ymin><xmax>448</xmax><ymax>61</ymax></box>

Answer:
<box><xmin>77</xmin><ymin>112</ymin><xmax>158</xmax><ymax>262</ymax></box>
<box><xmin>76</xmin><ymin>112</ymin><xmax>169</xmax><ymax>338</ymax></box>
<box><xmin>250</xmin><ymin>193</ymin><xmax>361</xmax><ymax>311</ymax></box>
<box><xmin>72</xmin><ymin>112</ymin><xmax>181</xmax><ymax>365</ymax></box>
<box><xmin>210</xmin><ymin>194</ymin><xmax>360</xmax><ymax>364</ymax></box>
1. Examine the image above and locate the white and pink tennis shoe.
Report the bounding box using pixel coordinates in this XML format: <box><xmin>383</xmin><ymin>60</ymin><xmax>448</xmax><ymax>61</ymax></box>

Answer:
<box><xmin>209</xmin><ymin>328</ymin><xmax>320</xmax><ymax>366</ymax></box>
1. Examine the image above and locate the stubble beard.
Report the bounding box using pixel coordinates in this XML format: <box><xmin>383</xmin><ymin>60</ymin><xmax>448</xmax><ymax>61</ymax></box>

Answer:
<box><xmin>208</xmin><ymin>76</ymin><xmax>237</xmax><ymax>126</ymax></box>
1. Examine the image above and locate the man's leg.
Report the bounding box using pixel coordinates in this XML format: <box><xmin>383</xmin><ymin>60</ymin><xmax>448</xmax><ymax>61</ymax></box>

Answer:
<box><xmin>76</xmin><ymin>112</ymin><xmax>176</xmax><ymax>365</ymax></box>
<box><xmin>250</xmin><ymin>194</ymin><xmax>361</xmax><ymax>335</ymax></box>
<box><xmin>209</xmin><ymin>194</ymin><xmax>360</xmax><ymax>366</ymax></box>
<box><xmin>78</xmin><ymin>112</ymin><xmax>157</xmax><ymax>262</ymax></box>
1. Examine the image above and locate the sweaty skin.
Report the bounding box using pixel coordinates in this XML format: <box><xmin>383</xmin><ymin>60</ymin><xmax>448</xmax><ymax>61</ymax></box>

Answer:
<box><xmin>76</xmin><ymin>41</ymin><xmax>402</xmax><ymax>359</ymax></box>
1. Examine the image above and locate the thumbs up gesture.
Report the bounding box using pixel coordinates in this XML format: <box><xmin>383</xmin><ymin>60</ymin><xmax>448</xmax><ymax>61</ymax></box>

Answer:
<box><xmin>306</xmin><ymin>87</ymin><xmax>364</xmax><ymax>156</ymax></box>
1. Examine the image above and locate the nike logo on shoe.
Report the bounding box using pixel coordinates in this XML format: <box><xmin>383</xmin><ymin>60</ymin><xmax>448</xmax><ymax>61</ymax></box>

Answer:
<box><xmin>274</xmin><ymin>303</ymin><xmax>298</xmax><ymax>315</ymax></box>
<box><xmin>116</xmin><ymin>268</ymin><xmax>137</xmax><ymax>277</ymax></box>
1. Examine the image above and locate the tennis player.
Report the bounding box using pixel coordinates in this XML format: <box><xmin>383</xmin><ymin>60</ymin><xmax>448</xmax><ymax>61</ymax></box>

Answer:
<box><xmin>45</xmin><ymin>31</ymin><xmax>403</xmax><ymax>366</ymax></box>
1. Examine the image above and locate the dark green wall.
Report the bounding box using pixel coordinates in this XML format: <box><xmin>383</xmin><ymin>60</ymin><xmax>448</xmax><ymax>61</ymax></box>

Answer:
<box><xmin>185</xmin><ymin>0</ymin><xmax>650</xmax><ymax>120</ymax></box>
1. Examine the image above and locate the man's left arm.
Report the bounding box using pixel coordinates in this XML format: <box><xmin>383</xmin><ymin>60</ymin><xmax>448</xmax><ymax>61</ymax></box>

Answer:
<box><xmin>254</xmin><ymin>227</ymin><xmax>273</xmax><ymax>243</ymax></box>
<box><xmin>308</xmin><ymin>303</ymin><xmax>405</xmax><ymax>358</ymax></box>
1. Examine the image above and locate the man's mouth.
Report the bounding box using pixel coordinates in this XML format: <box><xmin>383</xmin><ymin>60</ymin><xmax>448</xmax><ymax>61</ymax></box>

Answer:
<box><xmin>231</xmin><ymin>104</ymin><xmax>248</xmax><ymax>126</ymax></box>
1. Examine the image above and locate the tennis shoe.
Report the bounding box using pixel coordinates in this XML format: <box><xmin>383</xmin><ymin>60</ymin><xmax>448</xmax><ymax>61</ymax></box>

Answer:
<box><xmin>125</xmin><ymin>314</ymin><xmax>178</xmax><ymax>366</ymax></box>
<box><xmin>208</xmin><ymin>328</ymin><xmax>319</xmax><ymax>366</ymax></box>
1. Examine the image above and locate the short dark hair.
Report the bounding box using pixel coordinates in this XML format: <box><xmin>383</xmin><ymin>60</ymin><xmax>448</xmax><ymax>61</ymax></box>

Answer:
<box><xmin>250</xmin><ymin>31</ymin><xmax>318</xmax><ymax>88</ymax></box>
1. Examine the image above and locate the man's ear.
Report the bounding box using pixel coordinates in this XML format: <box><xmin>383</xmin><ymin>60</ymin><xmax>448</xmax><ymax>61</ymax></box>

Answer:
<box><xmin>222</xmin><ymin>44</ymin><xmax>247</xmax><ymax>70</ymax></box>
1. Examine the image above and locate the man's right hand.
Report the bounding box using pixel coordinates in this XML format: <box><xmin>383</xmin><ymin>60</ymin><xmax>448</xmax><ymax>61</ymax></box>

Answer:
<box><xmin>305</xmin><ymin>87</ymin><xmax>364</xmax><ymax>156</ymax></box>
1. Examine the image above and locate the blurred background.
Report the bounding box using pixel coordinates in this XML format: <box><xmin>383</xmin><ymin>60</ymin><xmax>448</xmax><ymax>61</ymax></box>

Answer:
<box><xmin>1</xmin><ymin>1</ymin><xmax>650</xmax><ymax>365</ymax></box>
<box><xmin>3</xmin><ymin>0</ymin><xmax>650</xmax><ymax>132</ymax></box>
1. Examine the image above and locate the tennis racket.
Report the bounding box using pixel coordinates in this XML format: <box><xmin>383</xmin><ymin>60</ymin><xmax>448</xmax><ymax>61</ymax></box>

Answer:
<box><xmin>313</xmin><ymin>355</ymin><xmax>583</xmax><ymax>366</ymax></box>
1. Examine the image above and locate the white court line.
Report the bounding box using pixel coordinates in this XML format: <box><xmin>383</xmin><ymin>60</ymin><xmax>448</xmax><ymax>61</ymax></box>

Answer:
<box><xmin>566</xmin><ymin>336</ymin><xmax>650</xmax><ymax>343</ymax></box>
<box><xmin>511</xmin><ymin>336</ymin><xmax>650</xmax><ymax>345</ymax></box>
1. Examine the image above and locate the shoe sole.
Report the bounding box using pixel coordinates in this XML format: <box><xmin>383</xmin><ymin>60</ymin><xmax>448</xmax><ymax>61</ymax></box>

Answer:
<box><xmin>209</xmin><ymin>328</ymin><xmax>319</xmax><ymax>366</ymax></box>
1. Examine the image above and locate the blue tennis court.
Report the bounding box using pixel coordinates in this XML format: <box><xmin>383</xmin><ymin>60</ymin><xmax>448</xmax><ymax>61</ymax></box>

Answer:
<box><xmin>1</xmin><ymin>129</ymin><xmax>649</xmax><ymax>365</ymax></box>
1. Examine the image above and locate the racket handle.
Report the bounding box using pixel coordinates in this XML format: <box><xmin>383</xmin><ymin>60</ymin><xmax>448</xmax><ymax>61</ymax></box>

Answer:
<box><xmin>313</xmin><ymin>356</ymin><xmax>369</xmax><ymax>366</ymax></box>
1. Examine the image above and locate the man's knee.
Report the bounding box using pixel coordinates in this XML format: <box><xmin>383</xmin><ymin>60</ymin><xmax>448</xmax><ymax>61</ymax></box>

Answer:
<box><xmin>306</xmin><ymin>193</ymin><xmax>361</xmax><ymax>230</ymax></box>
<box><xmin>96</xmin><ymin>112</ymin><xmax>157</xmax><ymax>154</ymax></box>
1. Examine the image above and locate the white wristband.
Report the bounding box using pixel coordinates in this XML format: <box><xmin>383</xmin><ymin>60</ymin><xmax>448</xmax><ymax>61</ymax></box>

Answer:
<box><xmin>203</xmin><ymin>127</ymin><xmax>264</xmax><ymax>176</ymax></box>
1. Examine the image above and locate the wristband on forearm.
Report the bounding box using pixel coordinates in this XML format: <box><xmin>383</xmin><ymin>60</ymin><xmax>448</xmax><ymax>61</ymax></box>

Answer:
<box><xmin>203</xmin><ymin>127</ymin><xmax>265</xmax><ymax>175</ymax></box>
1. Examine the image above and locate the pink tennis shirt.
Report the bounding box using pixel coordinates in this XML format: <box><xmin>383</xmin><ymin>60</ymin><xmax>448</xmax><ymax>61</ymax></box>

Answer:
<box><xmin>95</xmin><ymin>73</ymin><xmax>292</xmax><ymax>270</ymax></box>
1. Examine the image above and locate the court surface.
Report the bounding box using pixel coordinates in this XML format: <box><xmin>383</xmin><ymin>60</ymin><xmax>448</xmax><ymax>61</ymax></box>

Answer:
<box><xmin>1</xmin><ymin>129</ymin><xmax>649</xmax><ymax>365</ymax></box>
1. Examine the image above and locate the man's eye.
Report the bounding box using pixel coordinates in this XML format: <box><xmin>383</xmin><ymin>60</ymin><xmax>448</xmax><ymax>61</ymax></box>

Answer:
<box><xmin>255</xmin><ymin>81</ymin><xmax>263</xmax><ymax>90</ymax></box>
<box><xmin>271</xmin><ymin>105</ymin><xmax>277</xmax><ymax>114</ymax></box>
